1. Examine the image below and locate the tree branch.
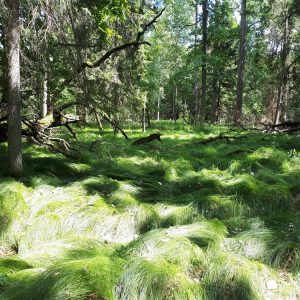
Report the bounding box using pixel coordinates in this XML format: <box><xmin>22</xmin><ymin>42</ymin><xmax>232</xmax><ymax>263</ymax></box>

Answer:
<box><xmin>136</xmin><ymin>8</ymin><xmax>166</xmax><ymax>42</ymax></box>
<box><xmin>81</xmin><ymin>41</ymin><xmax>151</xmax><ymax>70</ymax></box>
<box><xmin>52</xmin><ymin>8</ymin><xmax>165</xmax><ymax>103</ymax></box>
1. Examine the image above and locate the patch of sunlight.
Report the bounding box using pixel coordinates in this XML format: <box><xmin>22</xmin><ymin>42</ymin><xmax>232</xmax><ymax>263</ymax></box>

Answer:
<box><xmin>165</xmin><ymin>166</ymin><xmax>178</xmax><ymax>181</ymax></box>
<box><xmin>282</xmin><ymin>158</ymin><xmax>300</xmax><ymax>172</ymax></box>
<box><xmin>248</xmin><ymin>147</ymin><xmax>287</xmax><ymax>168</ymax></box>
<box><xmin>223</xmin><ymin>228</ymin><xmax>272</xmax><ymax>261</ymax></box>
<box><xmin>222</xmin><ymin>173</ymin><xmax>254</xmax><ymax>186</ymax></box>
<box><xmin>229</xmin><ymin>160</ymin><xmax>242</xmax><ymax>172</ymax></box>
<box><xmin>67</xmin><ymin>163</ymin><xmax>91</xmax><ymax>173</ymax></box>
<box><xmin>204</xmin><ymin>252</ymin><xmax>300</xmax><ymax>300</ymax></box>
<box><xmin>154</xmin><ymin>203</ymin><xmax>197</xmax><ymax>226</ymax></box>
<box><xmin>202</xmin><ymin>146</ymin><xmax>218</xmax><ymax>156</ymax></box>
<box><xmin>129</xmin><ymin>228</ymin><xmax>205</xmax><ymax>270</ymax></box>
<box><xmin>166</xmin><ymin>159</ymin><xmax>193</xmax><ymax>178</ymax></box>
<box><xmin>116</xmin><ymin>258</ymin><xmax>203</xmax><ymax>300</ymax></box>
<box><xmin>109</xmin><ymin>182</ymin><xmax>141</xmax><ymax>208</ymax></box>
<box><xmin>115</xmin><ymin>156</ymin><xmax>159</xmax><ymax>167</ymax></box>
<box><xmin>20</xmin><ymin>240</ymin><xmax>74</xmax><ymax>267</ymax></box>
<box><xmin>118</xmin><ymin>182</ymin><xmax>140</xmax><ymax>195</ymax></box>
<box><xmin>11</xmin><ymin>185</ymin><xmax>159</xmax><ymax>251</ymax></box>
<box><xmin>199</xmin><ymin>195</ymin><xmax>248</xmax><ymax>219</ymax></box>
<box><xmin>162</xmin><ymin>221</ymin><xmax>227</xmax><ymax>246</ymax></box>
<box><xmin>199</xmin><ymin>168</ymin><xmax>230</xmax><ymax>181</ymax></box>
<box><xmin>172</xmin><ymin>133</ymin><xmax>199</xmax><ymax>140</ymax></box>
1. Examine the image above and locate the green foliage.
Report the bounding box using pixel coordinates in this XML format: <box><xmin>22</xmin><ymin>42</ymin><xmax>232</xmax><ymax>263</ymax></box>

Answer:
<box><xmin>0</xmin><ymin>123</ymin><xmax>300</xmax><ymax>299</ymax></box>
<box><xmin>77</xmin><ymin>0</ymin><xmax>129</xmax><ymax>36</ymax></box>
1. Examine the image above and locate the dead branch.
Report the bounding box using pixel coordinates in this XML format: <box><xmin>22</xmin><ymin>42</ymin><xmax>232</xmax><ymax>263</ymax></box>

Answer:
<box><xmin>182</xmin><ymin>115</ymin><xmax>192</xmax><ymax>125</ymax></box>
<box><xmin>193</xmin><ymin>134</ymin><xmax>247</xmax><ymax>145</ymax></box>
<box><xmin>133</xmin><ymin>133</ymin><xmax>162</xmax><ymax>145</ymax></box>
<box><xmin>100</xmin><ymin>113</ymin><xmax>129</xmax><ymax>140</ymax></box>
<box><xmin>136</xmin><ymin>8</ymin><xmax>165</xmax><ymax>42</ymax></box>
<box><xmin>258</xmin><ymin>121</ymin><xmax>300</xmax><ymax>134</ymax></box>
<box><xmin>53</xmin><ymin>9</ymin><xmax>165</xmax><ymax>99</ymax></box>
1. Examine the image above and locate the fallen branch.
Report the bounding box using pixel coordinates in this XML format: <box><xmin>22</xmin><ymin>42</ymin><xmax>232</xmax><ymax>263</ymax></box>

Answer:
<box><xmin>201</xmin><ymin>134</ymin><xmax>247</xmax><ymax>144</ymax></box>
<box><xmin>258</xmin><ymin>121</ymin><xmax>300</xmax><ymax>134</ymax></box>
<box><xmin>101</xmin><ymin>113</ymin><xmax>129</xmax><ymax>140</ymax></box>
<box><xmin>133</xmin><ymin>133</ymin><xmax>162</xmax><ymax>145</ymax></box>
<box><xmin>182</xmin><ymin>115</ymin><xmax>192</xmax><ymax>125</ymax></box>
<box><xmin>190</xmin><ymin>133</ymin><xmax>247</xmax><ymax>145</ymax></box>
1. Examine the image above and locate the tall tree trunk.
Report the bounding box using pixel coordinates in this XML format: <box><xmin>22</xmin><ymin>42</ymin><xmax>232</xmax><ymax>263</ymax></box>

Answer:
<box><xmin>0</xmin><ymin>30</ymin><xmax>8</xmax><ymax>104</ymax></box>
<box><xmin>142</xmin><ymin>101</ymin><xmax>146</xmax><ymax>132</ymax></box>
<box><xmin>146</xmin><ymin>108</ymin><xmax>151</xmax><ymax>127</ymax></box>
<box><xmin>273</xmin><ymin>15</ymin><xmax>290</xmax><ymax>125</ymax></box>
<box><xmin>200</xmin><ymin>0</ymin><xmax>208</xmax><ymax>123</ymax></box>
<box><xmin>235</xmin><ymin>0</ymin><xmax>247</xmax><ymax>124</ymax></box>
<box><xmin>194</xmin><ymin>0</ymin><xmax>200</xmax><ymax>123</ymax></box>
<box><xmin>173</xmin><ymin>85</ymin><xmax>177</xmax><ymax>122</ymax></box>
<box><xmin>40</xmin><ymin>69</ymin><xmax>48</xmax><ymax>118</ymax></box>
<box><xmin>68</xmin><ymin>8</ymin><xmax>88</xmax><ymax>127</ymax></box>
<box><xmin>210</xmin><ymin>74</ymin><xmax>219</xmax><ymax>123</ymax></box>
<box><xmin>157</xmin><ymin>94</ymin><xmax>160</xmax><ymax>121</ymax></box>
<box><xmin>6</xmin><ymin>0</ymin><xmax>22</xmax><ymax>176</ymax></box>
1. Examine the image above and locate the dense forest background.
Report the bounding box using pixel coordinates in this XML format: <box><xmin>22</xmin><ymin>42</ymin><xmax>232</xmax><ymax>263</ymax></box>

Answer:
<box><xmin>1</xmin><ymin>0</ymin><xmax>300</xmax><ymax>134</ymax></box>
<box><xmin>1</xmin><ymin>1</ymin><xmax>300</xmax><ymax>300</ymax></box>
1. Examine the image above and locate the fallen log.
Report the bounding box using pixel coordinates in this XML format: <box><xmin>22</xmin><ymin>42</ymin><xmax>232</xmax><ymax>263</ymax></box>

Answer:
<box><xmin>255</xmin><ymin>121</ymin><xmax>300</xmax><ymax>134</ymax></box>
<box><xmin>200</xmin><ymin>134</ymin><xmax>246</xmax><ymax>144</ymax></box>
<box><xmin>133</xmin><ymin>133</ymin><xmax>162</xmax><ymax>145</ymax></box>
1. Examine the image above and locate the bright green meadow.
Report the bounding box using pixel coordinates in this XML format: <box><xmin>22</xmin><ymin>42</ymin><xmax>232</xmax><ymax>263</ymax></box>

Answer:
<box><xmin>0</xmin><ymin>121</ymin><xmax>300</xmax><ymax>299</ymax></box>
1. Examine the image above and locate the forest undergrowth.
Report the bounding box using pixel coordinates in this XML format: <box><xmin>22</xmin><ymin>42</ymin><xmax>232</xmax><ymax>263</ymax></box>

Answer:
<box><xmin>0</xmin><ymin>121</ymin><xmax>300</xmax><ymax>300</ymax></box>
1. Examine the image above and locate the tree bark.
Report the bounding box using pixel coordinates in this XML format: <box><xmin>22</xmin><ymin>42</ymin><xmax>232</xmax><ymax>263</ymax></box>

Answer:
<box><xmin>194</xmin><ymin>0</ymin><xmax>200</xmax><ymax>123</ymax></box>
<box><xmin>173</xmin><ymin>85</ymin><xmax>178</xmax><ymax>122</ymax></box>
<box><xmin>94</xmin><ymin>109</ymin><xmax>103</xmax><ymax>132</ymax></box>
<box><xmin>6</xmin><ymin>0</ymin><xmax>23</xmax><ymax>176</ymax></box>
<box><xmin>273</xmin><ymin>15</ymin><xmax>290</xmax><ymax>125</ymax></box>
<box><xmin>234</xmin><ymin>0</ymin><xmax>247</xmax><ymax>124</ymax></box>
<box><xmin>210</xmin><ymin>74</ymin><xmax>219</xmax><ymax>123</ymax></box>
<box><xmin>40</xmin><ymin>69</ymin><xmax>48</xmax><ymax>118</ymax></box>
<box><xmin>157</xmin><ymin>96</ymin><xmax>160</xmax><ymax>121</ymax></box>
<box><xmin>200</xmin><ymin>0</ymin><xmax>208</xmax><ymax>123</ymax></box>
<box><xmin>142</xmin><ymin>101</ymin><xmax>146</xmax><ymax>132</ymax></box>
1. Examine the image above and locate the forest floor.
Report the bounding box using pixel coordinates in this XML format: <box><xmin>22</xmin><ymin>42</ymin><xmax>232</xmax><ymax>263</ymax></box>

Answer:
<box><xmin>0</xmin><ymin>121</ymin><xmax>300</xmax><ymax>300</ymax></box>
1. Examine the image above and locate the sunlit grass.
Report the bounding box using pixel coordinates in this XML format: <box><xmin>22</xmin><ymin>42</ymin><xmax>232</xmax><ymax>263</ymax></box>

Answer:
<box><xmin>1</xmin><ymin>121</ymin><xmax>300</xmax><ymax>299</ymax></box>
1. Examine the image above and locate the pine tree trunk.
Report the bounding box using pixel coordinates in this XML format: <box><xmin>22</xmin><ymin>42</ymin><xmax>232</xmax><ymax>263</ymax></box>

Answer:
<box><xmin>194</xmin><ymin>1</ymin><xmax>200</xmax><ymax>123</ymax></box>
<box><xmin>273</xmin><ymin>15</ymin><xmax>290</xmax><ymax>125</ymax></box>
<box><xmin>200</xmin><ymin>0</ymin><xmax>208</xmax><ymax>123</ymax></box>
<box><xmin>142</xmin><ymin>103</ymin><xmax>146</xmax><ymax>133</ymax></box>
<box><xmin>235</xmin><ymin>0</ymin><xmax>247</xmax><ymax>124</ymax></box>
<box><xmin>6</xmin><ymin>0</ymin><xmax>22</xmax><ymax>176</ymax></box>
<box><xmin>157</xmin><ymin>93</ymin><xmax>160</xmax><ymax>121</ymax></box>
<box><xmin>210</xmin><ymin>75</ymin><xmax>218</xmax><ymax>123</ymax></box>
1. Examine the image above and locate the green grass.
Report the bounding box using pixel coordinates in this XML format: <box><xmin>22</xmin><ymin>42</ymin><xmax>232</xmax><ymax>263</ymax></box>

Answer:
<box><xmin>0</xmin><ymin>121</ymin><xmax>300</xmax><ymax>299</ymax></box>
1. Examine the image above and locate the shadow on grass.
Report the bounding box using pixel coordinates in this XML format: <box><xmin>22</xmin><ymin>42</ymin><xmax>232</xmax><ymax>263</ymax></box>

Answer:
<box><xmin>1</xmin><ymin>124</ymin><xmax>300</xmax><ymax>273</ymax></box>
